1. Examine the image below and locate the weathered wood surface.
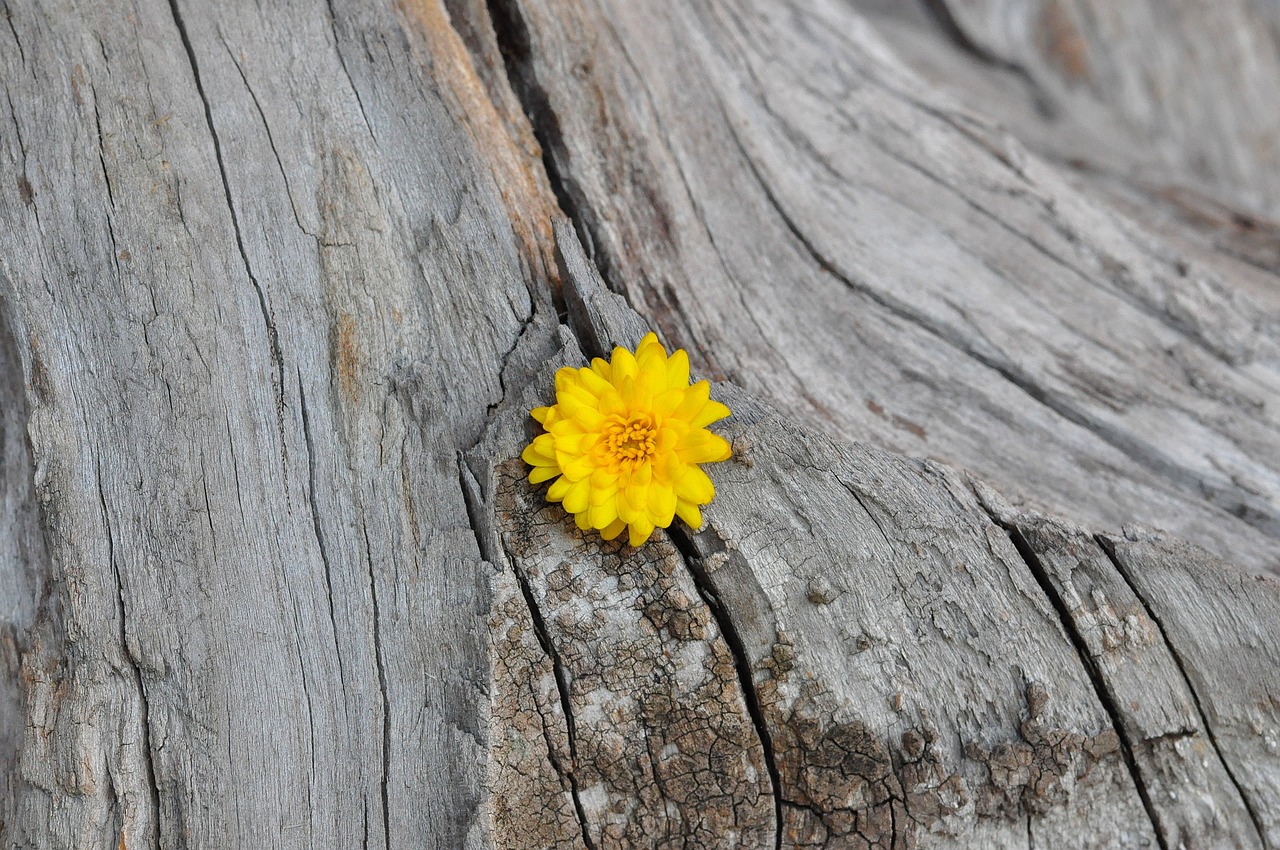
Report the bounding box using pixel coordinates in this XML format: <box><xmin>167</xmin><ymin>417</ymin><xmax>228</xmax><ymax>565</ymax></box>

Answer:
<box><xmin>1</xmin><ymin>0</ymin><xmax>1278</xmax><ymax>848</ymax></box>
<box><xmin>494</xmin><ymin>0</ymin><xmax>1280</xmax><ymax>575</ymax></box>
<box><xmin>906</xmin><ymin>0</ymin><xmax>1280</xmax><ymax>216</ymax></box>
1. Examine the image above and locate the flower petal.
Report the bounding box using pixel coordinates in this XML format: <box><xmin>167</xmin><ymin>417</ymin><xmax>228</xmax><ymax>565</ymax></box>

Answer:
<box><xmin>677</xmin><ymin>430</ymin><xmax>732</xmax><ymax>464</ymax></box>
<box><xmin>559</xmin><ymin>453</ymin><xmax>595</xmax><ymax>482</ymax></box>
<box><xmin>673</xmin><ymin>380</ymin><xmax>711</xmax><ymax>421</ymax></box>
<box><xmin>601</xmin><ymin>518</ymin><xmax>627</xmax><ymax>541</ymax></box>
<box><xmin>589</xmin><ymin>501</ymin><xmax>617</xmax><ymax>530</ymax></box>
<box><xmin>674</xmin><ymin>499</ymin><xmax>703</xmax><ymax>529</ymax></box>
<box><xmin>521</xmin><ymin>443</ymin><xmax>553</xmax><ymax>467</ymax></box>
<box><xmin>647</xmin><ymin>484</ymin><xmax>677</xmax><ymax>527</ymax></box>
<box><xmin>628</xmin><ymin>517</ymin><xmax>655</xmax><ymax>547</ymax></box>
<box><xmin>611</xmin><ymin>346</ymin><xmax>638</xmax><ymax>383</ymax></box>
<box><xmin>690</xmin><ymin>399</ymin><xmax>731</xmax><ymax>429</ymax></box>
<box><xmin>675</xmin><ymin>466</ymin><xmax>715</xmax><ymax>505</ymax></box>
<box><xmin>546</xmin><ymin>476</ymin><xmax>572</xmax><ymax>502</ymax></box>
<box><xmin>636</xmin><ymin>332</ymin><xmax>663</xmax><ymax>357</ymax></box>
<box><xmin>528</xmin><ymin>466</ymin><xmax>560</xmax><ymax>485</ymax></box>
<box><xmin>563</xmin><ymin>478</ymin><xmax>590</xmax><ymax>514</ymax></box>
<box><xmin>665</xmin><ymin>348</ymin><xmax>690</xmax><ymax>389</ymax></box>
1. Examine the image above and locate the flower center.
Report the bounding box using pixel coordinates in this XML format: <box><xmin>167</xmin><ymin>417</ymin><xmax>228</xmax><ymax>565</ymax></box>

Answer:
<box><xmin>604</xmin><ymin>416</ymin><xmax>657</xmax><ymax>469</ymax></box>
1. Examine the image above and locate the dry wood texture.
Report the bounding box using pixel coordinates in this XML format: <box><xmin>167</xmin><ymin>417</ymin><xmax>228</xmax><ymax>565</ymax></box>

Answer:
<box><xmin>1</xmin><ymin>0</ymin><xmax>1277</xmax><ymax>847</ymax></box>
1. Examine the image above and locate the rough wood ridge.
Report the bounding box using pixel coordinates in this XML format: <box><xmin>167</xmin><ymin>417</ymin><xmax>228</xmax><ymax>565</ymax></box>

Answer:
<box><xmin>1</xmin><ymin>0</ymin><xmax>1277</xmax><ymax>848</ymax></box>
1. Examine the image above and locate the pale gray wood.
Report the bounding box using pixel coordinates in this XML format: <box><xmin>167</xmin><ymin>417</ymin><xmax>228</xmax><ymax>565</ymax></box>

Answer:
<box><xmin>853</xmin><ymin>0</ymin><xmax>1280</xmax><ymax>323</ymax></box>
<box><xmin>0</xmin><ymin>271</ymin><xmax>46</xmax><ymax>838</ymax></box>
<box><xmin>921</xmin><ymin>0</ymin><xmax>1280</xmax><ymax>216</ymax></box>
<box><xmin>1100</xmin><ymin>528</ymin><xmax>1280</xmax><ymax>847</ymax></box>
<box><xmin>2</xmin><ymin>0</ymin><xmax>1279</xmax><ymax>847</ymax></box>
<box><xmin>494</xmin><ymin>0</ymin><xmax>1280</xmax><ymax>575</ymax></box>
<box><xmin>977</xmin><ymin>484</ymin><xmax>1266</xmax><ymax>849</ymax></box>
<box><xmin>0</xmin><ymin>0</ymin><xmax>557</xmax><ymax>845</ymax></box>
<box><xmin>457</xmin><ymin>222</ymin><xmax>1278</xmax><ymax>848</ymax></box>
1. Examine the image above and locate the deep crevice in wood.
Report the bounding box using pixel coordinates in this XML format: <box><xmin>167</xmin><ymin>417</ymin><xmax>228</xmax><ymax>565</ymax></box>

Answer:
<box><xmin>505</xmin><ymin>557</ymin><xmax>597</xmax><ymax>850</ymax></box>
<box><xmin>484</xmin><ymin>0</ymin><xmax>596</xmax><ymax>306</ymax></box>
<box><xmin>714</xmin><ymin>96</ymin><xmax>1280</xmax><ymax>544</ymax></box>
<box><xmin>668</xmin><ymin>527</ymin><xmax>784</xmax><ymax>850</ymax></box>
<box><xmin>322</xmin><ymin>0</ymin><xmax>375</xmax><ymax>139</ymax></box>
<box><xmin>358</xmin><ymin>522</ymin><xmax>392</xmax><ymax>850</ymax></box>
<box><xmin>456</xmin><ymin>460</ymin><xmax>598</xmax><ymax>850</ymax></box>
<box><xmin>985</xmin><ymin>512</ymin><xmax>1170</xmax><ymax>850</ymax></box>
<box><xmin>0</xmin><ymin>287</ymin><xmax>36</xmax><ymax>837</ymax></box>
<box><xmin>917</xmin><ymin>0</ymin><xmax>1056</xmax><ymax>117</ymax></box>
<box><xmin>164</xmin><ymin>0</ymin><xmax>289</xmax><ymax>476</ymax></box>
<box><xmin>97</xmin><ymin>454</ymin><xmax>162</xmax><ymax>850</ymax></box>
<box><xmin>1094</xmin><ymin>533</ymin><xmax>1269</xmax><ymax>846</ymax></box>
<box><xmin>298</xmin><ymin>376</ymin><xmax>348</xmax><ymax>693</ymax></box>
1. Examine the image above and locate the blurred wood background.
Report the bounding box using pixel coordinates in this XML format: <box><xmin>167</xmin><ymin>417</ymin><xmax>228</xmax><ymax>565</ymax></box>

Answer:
<box><xmin>2</xmin><ymin>0</ymin><xmax>1278</xmax><ymax>846</ymax></box>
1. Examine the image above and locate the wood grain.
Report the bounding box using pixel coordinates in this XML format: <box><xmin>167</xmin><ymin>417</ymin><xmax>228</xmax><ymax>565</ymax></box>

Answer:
<box><xmin>494</xmin><ymin>0</ymin><xmax>1280</xmax><ymax>574</ymax></box>
<box><xmin>2</xmin><ymin>0</ymin><xmax>1278</xmax><ymax>847</ymax></box>
<box><xmin>0</xmin><ymin>0</ymin><xmax>554</xmax><ymax>844</ymax></box>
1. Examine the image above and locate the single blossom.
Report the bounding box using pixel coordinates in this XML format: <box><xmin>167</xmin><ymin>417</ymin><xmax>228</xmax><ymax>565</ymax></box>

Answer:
<box><xmin>521</xmin><ymin>333</ymin><xmax>732</xmax><ymax>546</ymax></box>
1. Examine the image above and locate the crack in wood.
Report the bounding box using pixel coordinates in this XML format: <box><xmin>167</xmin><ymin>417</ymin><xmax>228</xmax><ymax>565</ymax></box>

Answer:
<box><xmin>456</xmin><ymin>459</ymin><xmax>598</xmax><ymax>850</ymax></box>
<box><xmin>669</xmin><ymin>526</ymin><xmax>784</xmax><ymax>850</ymax></box>
<box><xmin>359</xmin><ymin>522</ymin><xmax>392</xmax><ymax>850</ymax></box>
<box><xmin>982</xmin><ymin>508</ymin><xmax>1170</xmax><ymax>850</ymax></box>
<box><xmin>97</xmin><ymin>455</ymin><xmax>162</xmax><ymax>850</ymax></box>
<box><xmin>918</xmin><ymin>0</ymin><xmax>1057</xmax><ymax>117</ymax></box>
<box><xmin>298</xmin><ymin>375</ymin><xmax>349</xmax><ymax>693</ymax></box>
<box><xmin>1095</xmin><ymin>533</ymin><xmax>1269</xmax><ymax>846</ymax></box>
<box><xmin>164</xmin><ymin>0</ymin><xmax>291</xmax><ymax>494</ymax></box>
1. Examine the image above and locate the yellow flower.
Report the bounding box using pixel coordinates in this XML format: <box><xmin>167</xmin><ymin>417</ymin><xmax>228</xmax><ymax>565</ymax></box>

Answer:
<box><xmin>521</xmin><ymin>333</ymin><xmax>732</xmax><ymax>546</ymax></box>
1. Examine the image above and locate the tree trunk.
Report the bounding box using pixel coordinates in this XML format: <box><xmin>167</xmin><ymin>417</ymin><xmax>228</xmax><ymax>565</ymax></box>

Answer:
<box><xmin>1</xmin><ymin>0</ymin><xmax>1277</xmax><ymax>848</ymax></box>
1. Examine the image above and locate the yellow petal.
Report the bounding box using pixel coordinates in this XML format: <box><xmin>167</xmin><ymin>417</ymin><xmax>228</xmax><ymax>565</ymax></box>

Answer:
<box><xmin>665</xmin><ymin>349</ymin><xmax>690</xmax><ymax>389</ymax></box>
<box><xmin>655</xmin><ymin>389</ymin><xmax>686</xmax><ymax>419</ymax></box>
<box><xmin>521</xmin><ymin>443</ymin><xmax>552</xmax><ymax>466</ymax></box>
<box><xmin>589</xmin><ymin>501</ymin><xmax>617</xmax><ymax>529</ymax></box>
<box><xmin>673</xmin><ymin>380</ymin><xmax>711</xmax><ymax>421</ymax></box>
<box><xmin>554</xmin><ymin>433</ymin><xmax>588</xmax><ymax>454</ymax></box>
<box><xmin>577</xmin><ymin>366</ymin><xmax>612</xmax><ymax>398</ymax></box>
<box><xmin>575</xmin><ymin>510</ymin><xmax>591</xmax><ymax>530</ymax></box>
<box><xmin>547</xmin><ymin>476</ymin><xmax>572</xmax><ymax>502</ymax></box>
<box><xmin>559</xmin><ymin>453</ymin><xmax>594</xmax><ymax>482</ymax></box>
<box><xmin>624</xmin><ymin>479</ymin><xmax>649</xmax><ymax>512</ymax></box>
<box><xmin>647</xmin><ymin>485</ymin><xmax>677</xmax><ymax>527</ymax></box>
<box><xmin>597</xmin><ymin>388</ymin><xmax>625</xmax><ymax>416</ymax></box>
<box><xmin>601</xmin><ymin>518</ymin><xmax>627</xmax><ymax>541</ymax></box>
<box><xmin>676</xmin><ymin>431</ymin><xmax>732</xmax><ymax>464</ymax></box>
<box><xmin>529</xmin><ymin>466</ymin><xmax>560</xmax><ymax>485</ymax></box>
<box><xmin>558</xmin><ymin>390</ymin><xmax>599</xmax><ymax>421</ymax></box>
<box><xmin>675</xmin><ymin>499</ymin><xmax>703</xmax><ymax>529</ymax></box>
<box><xmin>554</xmin><ymin>366</ymin><xmax>579</xmax><ymax>392</ymax></box>
<box><xmin>690</xmin><ymin>399</ymin><xmax>731</xmax><ymax>429</ymax></box>
<box><xmin>532</xmin><ymin>406</ymin><xmax>552</xmax><ymax>424</ymax></box>
<box><xmin>611</xmin><ymin>346</ymin><xmax>638</xmax><ymax>383</ymax></box>
<box><xmin>628</xmin><ymin>518</ymin><xmax>655</xmax><ymax>547</ymax></box>
<box><xmin>675</xmin><ymin>466</ymin><xmax>715</xmax><ymax>505</ymax></box>
<box><xmin>563</xmin><ymin>478</ymin><xmax>590</xmax><ymax>514</ymax></box>
<box><xmin>636</xmin><ymin>338</ymin><xmax>667</xmax><ymax>376</ymax></box>
<box><xmin>634</xmin><ymin>368</ymin><xmax>661</xmax><ymax>408</ymax></box>
<box><xmin>589</xmin><ymin>481</ymin><xmax>618</xmax><ymax>506</ymax></box>
<box><xmin>636</xmin><ymin>332</ymin><xmax>663</xmax><ymax>356</ymax></box>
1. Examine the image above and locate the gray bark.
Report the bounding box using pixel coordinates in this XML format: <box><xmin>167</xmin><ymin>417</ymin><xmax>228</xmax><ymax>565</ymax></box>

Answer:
<box><xmin>1</xmin><ymin>0</ymin><xmax>1277</xmax><ymax>848</ymax></box>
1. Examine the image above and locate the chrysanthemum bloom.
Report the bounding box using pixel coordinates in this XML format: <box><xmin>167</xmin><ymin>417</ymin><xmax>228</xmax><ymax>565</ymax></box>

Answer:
<box><xmin>521</xmin><ymin>333</ymin><xmax>732</xmax><ymax>546</ymax></box>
